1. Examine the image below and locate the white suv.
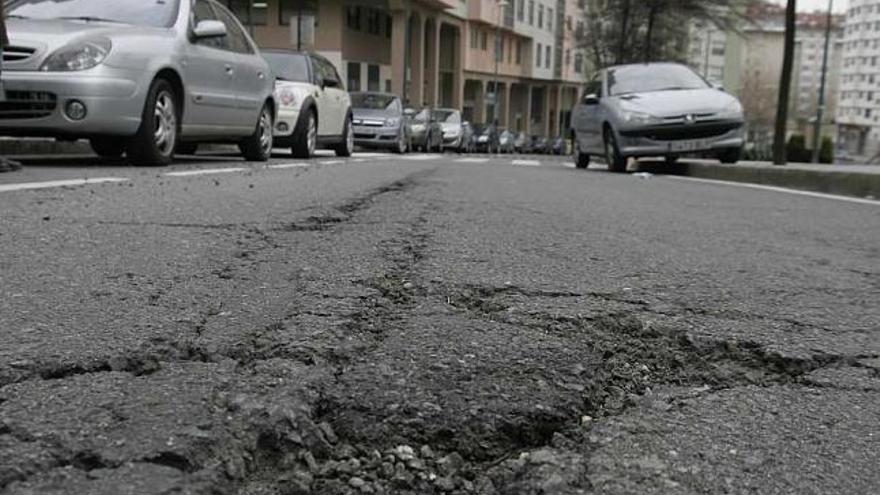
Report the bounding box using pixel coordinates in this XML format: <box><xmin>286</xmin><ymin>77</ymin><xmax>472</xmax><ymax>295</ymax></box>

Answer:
<box><xmin>263</xmin><ymin>50</ymin><xmax>353</xmax><ymax>158</ymax></box>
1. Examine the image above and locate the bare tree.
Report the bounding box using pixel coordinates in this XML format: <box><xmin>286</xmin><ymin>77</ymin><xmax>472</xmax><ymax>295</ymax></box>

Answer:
<box><xmin>773</xmin><ymin>0</ymin><xmax>797</xmax><ymax>165</ymax></box>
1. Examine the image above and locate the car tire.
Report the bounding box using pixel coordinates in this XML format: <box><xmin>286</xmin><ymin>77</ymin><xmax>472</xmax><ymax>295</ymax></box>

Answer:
<box><xmin>719</xmin><ymin>148</ymin><xmax>742</xmax><ymax>164</ymax></box>
<box><xmin>127</xmin><ymin>78</ymin><xmax>178</xmax><ymax>167</ymax></box>
<box><xmin>574</xmin><ymin>136</ymin><xmax>590</xmax><ymax>169</ymax></box>
<box><xmin>175</xmin><ymin>142</ymin><xmax>199</xmax><ymax>156</ymax></box>
<box><xmin>240</xmin><ymin>103</ymin><xmax>274</xmax><ymax>162</ymax></box>
<box><xmin>394</xmin><ymin>130</ymin><xmax>407</xmax><ymax>154</ymax></box>
<box><xmin>292</xmin><ymin>109</ymin><xmax>317</xmax><ymax>159</ymax></box>
<box><xmin>90</xmin><ymin>137</ymin><xmax>126</xmax><ymax>159</ymax></box>
<box><xmin>604</xmin><ymin>127</ymin><xmax>628</xmax><ymax>173</ymax></box>
<box><xmin>333</xmin><ymin>116</ymin><xmax>354</xmax><ymax>157</ymax></box>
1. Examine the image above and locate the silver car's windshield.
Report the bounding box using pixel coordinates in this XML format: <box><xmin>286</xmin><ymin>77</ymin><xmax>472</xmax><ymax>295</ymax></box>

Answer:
<box><xmin>608</xmin><ymin>65</ymin><xmax>709</xmax><ymax>96</ymax></box>
<box><xmin>351</xmin><ymin>93</ymin><xmax>399</xmax><ymax>111</ymax></box>
<box><xmin>6</xmin><ymin>0</ymin><xmax>180</xmax><ymax>28</ymax></box>
<box><xmin>434</xmin><ymin>110</ymin><xmax>461</xmax><ymax>124</ymax></box>
<box><xmin>263</xmin><ymin>52</ymin><xmax>311</xmax><ymax>83</ymax></box>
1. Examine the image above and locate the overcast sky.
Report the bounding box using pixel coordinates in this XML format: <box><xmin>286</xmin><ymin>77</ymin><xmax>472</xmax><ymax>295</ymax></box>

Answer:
<box><xmin>771</xmin><ymin>0</ymin><xmax>847</xmax><ymax>13</ymax></box>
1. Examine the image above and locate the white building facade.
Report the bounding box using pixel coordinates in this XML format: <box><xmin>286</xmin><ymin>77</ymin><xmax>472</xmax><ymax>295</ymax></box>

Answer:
<box><xmin>836</xmin><ymin>0</ymin><xmax>880</xmax><ymax>159</ymax></box>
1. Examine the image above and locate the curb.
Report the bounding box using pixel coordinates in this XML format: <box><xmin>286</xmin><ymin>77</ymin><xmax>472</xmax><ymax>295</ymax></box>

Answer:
<box><xmin>636</xmin><ymin>161</ymin><xmax>880</xmax><ymax>199</ymax></box>
<box><xmin>0</xmin><ymin>139</ymin><xmax>91</xmax><ymax>156</ymax></box>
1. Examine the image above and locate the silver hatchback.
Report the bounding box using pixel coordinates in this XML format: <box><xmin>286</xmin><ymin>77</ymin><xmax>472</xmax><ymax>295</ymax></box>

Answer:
<box><xmin>1</xmin><ymin>0</ymin><xmax>276</xmax><ymax>166</ymax></box>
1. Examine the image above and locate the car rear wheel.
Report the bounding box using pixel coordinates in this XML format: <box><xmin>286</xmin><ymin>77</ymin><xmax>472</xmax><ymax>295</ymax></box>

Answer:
<box><xmin>127</xmin><ymin>79</ymin><xmax>177</xmax><ymax>167</ymax></box>
<box><xmin>718</xmin><ymin>148</ymin><xmax>742</xmax><ymax>164</ymax></box>
<box><xmin>333</xmin><ymin>117</ymin><xmax>354</xmax><ymax>157</ymax></box>
<box><xmin>604</xmin><ymin>127</ymin><xmax>628</xmax><ymax>173</ymax></box>
<box><xmin>292</xmin><ymin>109</ymin><xmax>317</xmax><ymax>159</ymax></box>
<box><xmin>90</xmin><ymin>138</ymin><xmax>125</xmax><ymax>159</ymax></box>
<box><xmin>240</xmin><ymin>103</ymin><xmax>274</xmax><ymax>162</ymax></box>
<box><xmin>574</xmin><ymin>136</ymin><xmax>590</xmax><ymax>169</ymax></box>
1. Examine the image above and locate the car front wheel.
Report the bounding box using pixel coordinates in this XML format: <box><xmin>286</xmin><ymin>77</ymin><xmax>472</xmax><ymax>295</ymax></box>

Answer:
<box><xmin>718</xmin><ymin>148</ymin><xmax>742</xmax><ymax>164</ymax></box>
<box><xmin>334</xmin><ymin>116</ymin><xmax>354</xmax><ymax>157</ymax></box>
<box><xmin>574</xmin><ymin>136</ymin><xmax>590</xmax><ymax>169</ymax></box>
<box><xmin>604</xmin><ymin>127</ymin><xmax>627</xmax><ymax>173</ymax></box>
<box><xmin>127</xmin><ymin>78</ymin><xmax>177</xmax><ymax>167</ymax></box>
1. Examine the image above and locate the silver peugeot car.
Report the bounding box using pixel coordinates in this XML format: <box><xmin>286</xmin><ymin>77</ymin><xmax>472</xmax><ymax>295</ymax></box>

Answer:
<box><xmin>1</xmin><ymin>0</ymin><xmax>276</xmax><ymax>166</ymax></box>
<box><xmin>571</xmin><ymin>63</ymin><xmax>745</xmax><ymax>172</ymax></box>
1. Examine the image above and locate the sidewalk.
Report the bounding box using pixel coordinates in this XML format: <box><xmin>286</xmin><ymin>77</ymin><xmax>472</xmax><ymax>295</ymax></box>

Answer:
<box><xmin>637</xmin><ymin>160</ymin><xmax>880</xmax><ymax>199</ymax></box>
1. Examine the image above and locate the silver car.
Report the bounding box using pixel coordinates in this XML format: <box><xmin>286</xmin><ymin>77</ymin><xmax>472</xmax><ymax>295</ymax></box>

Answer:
<box><xmin>350</xmin><ymin>92</ymin><xmax>408</xmax><ymax>154</ymax></box>
<box><xmin>571</xmin><ymin>63</ymin><xmax>745</xmax><ymax>172</ymax></box>
<box><xmin>1</xmin><ymin>0</ymin><xmax>276</xmax><ymax>166</ymax></box>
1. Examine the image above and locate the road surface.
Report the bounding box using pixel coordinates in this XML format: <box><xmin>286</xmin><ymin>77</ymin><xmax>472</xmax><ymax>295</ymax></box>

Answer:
<box><xmin>1</xmin><ymin>151</ymin><xmax>878</xmax><ymax>494</ymax></box>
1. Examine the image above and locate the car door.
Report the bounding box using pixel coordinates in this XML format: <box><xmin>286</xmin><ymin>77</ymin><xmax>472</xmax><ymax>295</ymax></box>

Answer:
<box><xmin>308</xmin><ymin>56</ymin><xmax>337</xmax><ymax>137</ymax></box>
<box><xmin>313</xmin><ymin>56</ymin><xmax>347</xmax><ymax>136</ymax></box>
<box><xmin>575</xmin><ymin>73</ymin><xmax>604</xmax><ymax>153</ymax></box>
<box><xmin>211</xmin><ymin>2</ymin><xmax>267</xmax><ymax>131</ymax></box>
<box><xmin>181</xmin><ymin>0</ymin><xmax>240</xmax><ymax>136</ymax></box>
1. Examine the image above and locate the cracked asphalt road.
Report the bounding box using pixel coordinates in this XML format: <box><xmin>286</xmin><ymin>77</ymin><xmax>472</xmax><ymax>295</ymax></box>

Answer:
<box><xmin>1</xmin><ymin>153</ymin><xmax>878</xmax><ymax>494</ymax></box>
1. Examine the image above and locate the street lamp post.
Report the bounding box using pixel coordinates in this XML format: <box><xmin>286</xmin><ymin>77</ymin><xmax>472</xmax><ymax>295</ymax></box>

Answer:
<box><xmin>493</xmin><ymin>0</ymin><xmax>510</xmax><ymax>134</ymax></box>
<box><xmin>812</xmin><ymin>0</ymin><xmax>833</xmax><ymax>163</ymax></box>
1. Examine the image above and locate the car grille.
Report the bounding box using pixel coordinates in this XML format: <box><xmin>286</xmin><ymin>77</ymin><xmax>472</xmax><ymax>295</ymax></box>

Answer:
<box><xmin>620</xmin><ymin>121</ymin><xmax>742</xmax><ymax>141</ymax></box>
<box><xmin>353</xmin><ymin>119</ymin><xmax>384</xmax><ymax>127</ymax></box>
<box><xmin>0</xmin><ymin>91</ymin><xmax>57</xmax><ymax>119</ymax></box>
<box><xmin>2</xmin><ymin>46</ymin><xmax>37</xmax><ymax>63</ymax></box>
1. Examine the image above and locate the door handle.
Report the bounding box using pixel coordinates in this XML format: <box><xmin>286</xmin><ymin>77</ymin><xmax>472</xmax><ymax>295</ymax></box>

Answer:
<box><xmin>224</xmin><ymin>65</ymin><xmax>234</xmax><ymax>77</ymax></box>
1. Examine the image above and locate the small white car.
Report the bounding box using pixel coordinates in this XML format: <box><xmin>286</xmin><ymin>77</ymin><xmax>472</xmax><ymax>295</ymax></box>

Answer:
<box><xmin>262</xmin><ymin>50</ymin><xmax>353</xmax><ymax>158</ymax></box>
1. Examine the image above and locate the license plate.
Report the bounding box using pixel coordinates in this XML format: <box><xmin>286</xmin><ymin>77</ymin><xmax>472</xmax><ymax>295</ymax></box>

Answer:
<box><xmin>669</xmin><ymin>140</ymin><xmax>709</xmax><ymax>152</ymax></box>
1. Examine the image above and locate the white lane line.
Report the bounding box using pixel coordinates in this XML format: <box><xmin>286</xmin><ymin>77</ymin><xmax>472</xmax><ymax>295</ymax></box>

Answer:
<box><xmin>268</xmin><ymin>163</ymin><xmax>309</xmax><ymax>169</ymax></box>
<box><xmin>164</xmin><ymin>167</ymin><xmax>247</xmax><ymax>177</ymax></box>
<box><xmin>319</xmin><ymin>160</ymin><xmax>345</xmax><ymax>165</ymax></box>
<box><xmin>353</xmin><ymin>152</ymin><xmax>393</xmax><ymax>158</ymax></box>
<box><xmin>402</xmin><ymin>154</ymin><xmax>442</xmax><ymax>161</ymax></box>
<box><xmin>667</xmin><ymin>175</ymin><xmax>880</xmax><ymax>206</ymax></box>
<box><xmin>0</xmin><ymin>177</ymin><xmax>129</xmax><ymax>193</ymax></box>
<box><xmin>512</xmin><ymin>160</ymin><xmax>541</xmax><ymax>167</ymax></box>
<box><xmin>456</xmin><ymin>158</ymin><xmax>489</xmax><ymax>163</ymax></box>
<box><xmin>352</xmin><ymin>158</ymin><xmax>368</xmax><ymax>163</ymax></box>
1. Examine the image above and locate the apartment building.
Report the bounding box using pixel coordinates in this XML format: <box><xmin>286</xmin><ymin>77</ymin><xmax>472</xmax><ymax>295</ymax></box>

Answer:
<box><xmin>229</xmin><ymin>0</ymin><xmax>588</xmax><ymax>138</ymax></box>
<box><xmin>836</xmin><ymin>0</ymin><xmax>880</xmax><ymax>159</ymax></box>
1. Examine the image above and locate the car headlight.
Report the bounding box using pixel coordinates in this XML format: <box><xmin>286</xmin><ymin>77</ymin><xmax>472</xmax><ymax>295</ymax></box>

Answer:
<box><xmin>622</xmin><ymin>110</ymin><xmax>661</xmax><ymax>125</ymax></box>
<box><xmin>41</xmin><ymin>37</ymin><xmax>112</xmax><ymax>72</ymax></box>
<box><xmin>385</xmin><ymin>118</ymin><xmax>400</xmax><ymax>128</ymax></box>
<box><xmin>445</xmin><ymin>128</ymin><xmax>461</xmax><ymax>137</ymax></box>
<box><xmin>718</xmin><ymin>101</ymin><xmax>744</xmax><ymax>120</ymax></box>
<box><xmin>411</xmin><ymin>124</ymin><xmax>425</xmax><ymax>132</ymax></box>
<box><xmin>278</xmin><ymin>88</ymin><xmax>297</xmax><ymax>107</ymax></box>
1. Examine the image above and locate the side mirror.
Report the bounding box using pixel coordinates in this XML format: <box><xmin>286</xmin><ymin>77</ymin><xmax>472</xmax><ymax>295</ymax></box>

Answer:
<box><xmin>712</xmin><ymin>82</ymin><xmax>725</xmax><ymax>92</ymax></box>
<box><xmin>404</xmin><ymin>109</ymin><xmax>416</xmax><ymax>117</ymax></box>
<box><xmin>583</xmin><ymin>93</ymin><xmax>599</xmax><ymax>105</ymax></box>
<box><xmin>323</xmin><ymin>78</ymin><xmax>340</xmax><ymax>89</ymax></box>
<box><xmin>193</xmin><ymin>20</ymin><xmax>227</xmax><ymax>39</ymax></box>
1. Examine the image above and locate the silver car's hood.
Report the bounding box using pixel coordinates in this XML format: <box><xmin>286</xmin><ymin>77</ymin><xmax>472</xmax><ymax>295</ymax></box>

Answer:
<box><xmin>441</xmin><ymin>122</ymin><xmax>461</xmax><ymax>132</ymax></box>
<box><xmin>352</xmin><ymin>108</ymin><xmax>396</xmax><ymax>120</ymax></box>
<box><xmin>7</xmin><ymin>19</ymin><xmax>170</xmax><ymax>70</ymax></box>
<box><xmin>616</xmin><ymin>89</ymin><xmax>738</xmax><ymax>117</ymax></box>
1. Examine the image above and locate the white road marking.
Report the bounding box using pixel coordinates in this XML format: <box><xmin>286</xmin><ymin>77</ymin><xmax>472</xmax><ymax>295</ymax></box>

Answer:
<box><xmin>164</xmin><ymin>167</ymin><xmax>247</xmax><ymax>177</ymax></box>
<box><xmin>353</xmin><ymin>152</ymin><xmax>393</xmax><ymax>158</ymax></box>
<box><xmin>319</xmin><ymin>160</ymin><xmax>345</xmax><ymax>165</ymax></box>
<box><xmin>667</xmin><ymin>175</ymin><xmax>880</xmax><ymax>206</ymax></box>
<box><xmin>456</xmin><ymin>158</ymin><xmax>489</xmax><ymax>163</ymax></box>
<box><xmin>512</xmin><ymin>160</ymin><xmax>541</xmax><ymax>167</ymax></box>
<box><xmin>402</xmin><ymin>154</ymin><xmax>442</xmax><ymax>161</ymax></box>
<box><xmin>268</xmin><ymin>163</ymin><xmax>310</xmax><ymax>169</ymax></box>
<box><xmin>0</xmin><ymin>177</ymin><xmax>129</xmax><ymax>193</ymax></box>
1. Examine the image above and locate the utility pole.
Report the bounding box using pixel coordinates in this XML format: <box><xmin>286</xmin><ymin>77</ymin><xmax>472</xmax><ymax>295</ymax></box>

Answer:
<box><xmin>812</xmin><ymin>0</ymin><xmax>833</xmax><ymax>163</ymax></box>
<box><xmin>493</xmin><ymin>0</ymin><xmax>510</xmax><ymax>127</ymax></box>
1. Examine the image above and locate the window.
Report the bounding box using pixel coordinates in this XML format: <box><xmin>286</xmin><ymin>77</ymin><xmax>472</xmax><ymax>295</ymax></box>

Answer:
<box><xmin>368</xmin><ymin>64</ymin><xmax>380</xmax><ymax>92</ymax></box>
<box><xmin>574</xmin><ymin>53</ymin><xmax>583</xmax><ymax>73</ymax></box>
<box><xmin>192</xmin><ymin>0</ymin><xmax>224</xmax><ymax>50</ymax></box>
<box><xmin>347</xmin><ymin>62</ymin><xmax>361</xmax><ymax>92</ymax></box>
<box><xmin>223</xmin><ymin>0</ymin><xmax>265</xmax><ymax>26</ymax></box>
<box><xmin>470</xmin><ymin>27</ymin><xmax>478</xmax><ymax>49</ymax></box>
<box><xmin>346</xmin><ymin>6</ymin><xmax>361</xmax><ymax>30</ymax></box>
<box><xmin>536</xmin><ymin>42</ymin><xmax>542</xmax><ymax>66</ymax></box>
<box><xmin>528</xmin><ymin>0</ymin><xmax>534</xmax><ymax>25</ymax></box>
<box><xmin>366</xmin><ymin>9</ymin><xmax>381</xmax><ymax>35</ymax></box>
<box><xmin>496</xmin><ymin>34</ymin><xmax>504</xmax><ymax>62</ymax></box>
<box><xmin>546</xmin><ymin>45</ymin><xmax>551</xmax><ymax>68</ymax></box>
<box><xmin>279</xmin><ymin>0</ymin><xmax>316</xmax><ymax>26</ymax></box>
<box><xmin>547</xmin><ymin>8</ymin><xmax>553</xmax><ymax>32</ymax></box>
<box><xmin>538</xmin><ymin>4</ymin><xmax>543</xmax><ymax>28</ymax></box>
<box><xmin>517</xmin><ymin>0</ymin><xmax>524</xmax><ymax>21</ymax></box>
<box><xmin>481</xmin><ymin>31</ymin><xmax>488</xmax><ymax>50</ymax></box>
<box><xmin>214</xmin><ymin>3</ymin><xmax>253</xmax><ymax>53</ymax></box>
<box><xmin>516</xmin><ymin>40</ymin><xmax>523</xmax><ymax>64</ymax></box>
<box><xmin>386</xmin><ymin>15</ymin><xmax>392</xmax><ymax>39</ymax></box>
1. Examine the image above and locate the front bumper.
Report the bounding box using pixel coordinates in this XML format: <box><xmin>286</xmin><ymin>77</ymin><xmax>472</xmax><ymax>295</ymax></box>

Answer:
<box><xmin>443</xmin><ymin>133</ymin><xmax>462</xmax><ymax>147</ymax></box>
<box><xmin>616</xmin><ymin>121</ymin><xmax>744</xmax><ymax>157</ymax></box>
<box><xmin>353</xmin><ymin>125</ymin><xmax>400</xmax><ymax>148</ymax></box>
<box><xmin>0</xmin><ymin>68</ymin><xmax>144</xmax><ymax>138</ymax></box>
<box><xmin>274</xmin><ymin>106</ymin><xmax>302</xmax><ymax>138</ymax></box>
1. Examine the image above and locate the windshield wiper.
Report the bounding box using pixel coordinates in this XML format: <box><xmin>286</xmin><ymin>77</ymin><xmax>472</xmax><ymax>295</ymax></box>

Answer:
<box><xmin>56</xmin><ymin>16</ymin><xmax>125</xmax><ymax>24</ymax></box>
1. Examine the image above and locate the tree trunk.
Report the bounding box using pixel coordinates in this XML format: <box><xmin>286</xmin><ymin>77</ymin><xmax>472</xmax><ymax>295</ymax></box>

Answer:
<box><xmin>644</xmin><ymin>4</ymin><xmax>658</xmax><ymax>63</ymax></box>
<box><xmin>773</xmin><ymin>0</ymin><xmax>797</xmax><ymax>165</ymax></box>
<box><xmin>617</xmin><ymin>0</ymin><xmax>631</xmax><ymax>64</ymax></box>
